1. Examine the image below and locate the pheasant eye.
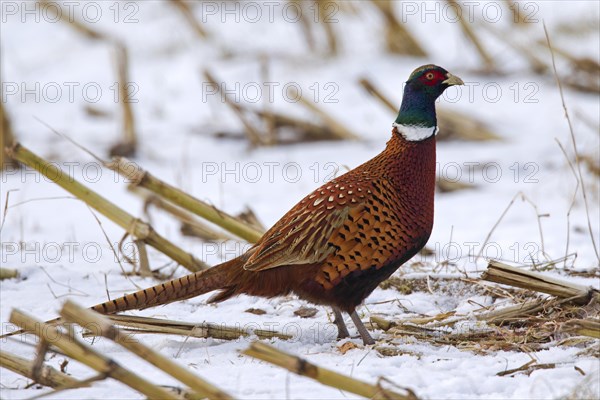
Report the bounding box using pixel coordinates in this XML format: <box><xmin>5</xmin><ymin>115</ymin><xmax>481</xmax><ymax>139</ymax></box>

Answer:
<box><xmin>425</xmin><ymin>72</ymin><xmax>435</xmax><ymax>80</ymax></box>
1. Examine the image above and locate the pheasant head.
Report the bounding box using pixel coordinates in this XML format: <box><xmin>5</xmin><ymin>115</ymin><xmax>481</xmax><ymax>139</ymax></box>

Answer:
<box><xmin>394</xmin><ymin>65</ymin><xmax>464</xmax><ymax>141</ymax></box>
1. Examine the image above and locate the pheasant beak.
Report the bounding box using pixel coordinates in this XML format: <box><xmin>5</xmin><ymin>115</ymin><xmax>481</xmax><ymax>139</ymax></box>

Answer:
<box><xmin>442</xmin><ymin>72</ymin><xmax>464</xmax><ymax>86</ymax></box>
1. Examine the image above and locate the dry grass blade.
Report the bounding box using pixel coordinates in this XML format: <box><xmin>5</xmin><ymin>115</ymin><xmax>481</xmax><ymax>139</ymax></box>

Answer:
<box><xmin>503</xmin><ymin>0</ymin><xmax>530</xmax><ymax>24</ymax></box>
<box><xmin>290</xmin><ymin>0</ymin><xmax>338</xmax><ymax>55</ymax></box>
<box><xmin>294</xmin><ymin>89</ymin><xmax>361</xmax><ymax>141</ymax></box>
<box><xmin>259</xmin><ymin>56</ymin><xmax>277</xmax><ymax>145</ymax></box>
<box><xmin>560</xmin><ymin>319</ymin><xmax>600</xmax><ymax>339</ymax></box>
<box><xmin>476</xmin><ymin>298</ymin><xmax>550</xmax><ymax>326</ymax></box>
<box><xmin>478</xmin><ymin>192</ymin><xmax>549</xmax><ymax>263</ymax></box>
<box><xmin>109</xmin><ymin>44</ymin><xmax>138</xmax><ymax>157</ymax></box>
<box><xmin>476</xmin><ymin>192</ymin><xmax>520</xmax><ymax>261</ymax></box>
<box><xmin>216</xmin><ymin>104</ymin><xmax>359</xmax><ymax>144</ymax></box>
<box><xmin>171</xmin><ymin>0</ymin><xmax>209</xmax><ymax>38</ymax></box>
<box><xmin>235</xmin><ymin>207</ymin><xmax>267</xmax><ymax>234</ymax></box>
<box><xmin>543</xmin><ymin>24</ymin><xmax>600</xmax><ymax>263</ymax></box>
<box><xmin>0</xmin><ymin>267</ymin><xmax>19</xmax><ymax>280</ymax></box>
<box><xmin>206</xmin><ymin>67</ymin><xmax>359</xmax><ymax>143</ymax></box>
<box><xmin>537</xmin><ymin>39</ymin><xmax>600</xmax><ymax>94</ymax></box>
<box><xmin>317</xmin><ymin>0</ymin><xmax>338</xmax><ymax>55</ymax></box>
<box><xmin>496</xmin><ymin>360</ymin><xmax>557</xmax><ymax>377</ymax></box>
<box><xmin>0</xmin><ymin>350</ymin><xmax>83</xmax><ymax>388</ymax></box>
<box><xmin>358</xmin><ymin>78</ymin><xmax>397</xmax><ymax>111</ymax></box>
<box><xmin>203</xmin><ymin>70</ymin><xmax>266</xmax><ymax>146</ymax></box>
<box><xmin>436</xmin><ymin>177</ymin><xmax>475</xmax><ymax>193</ymax></box>
<box><xmin>1</xmin><ymin>98</ymin><xmax>20</xmax><ymax>170</ymax></box>
<box><xmin>370</xmin><ymin>0</ymin><xmax>426</xmax><ymax>56</ymax></box>
<box><xmin>108</xmin><ymin>156</ymin><xmax>263</xmax><ymax>243</ymax></box>
<box><xmin>6</xmin><ymin>143</ymin><xmax>207</xmax><ymax>272</ymax></box>
<box><xmin>358</xmin><ymin>78</ymin><xmax>501</xmax><ymax>141</ymax></box>
<box><xmin>557</xmin><ymin>161</ymin><xmax>584</xmax><ymax>270</ymax></box>
<box><xmin>437</xmin><ymin>108</ymin><xmax>502</xmax><ymax>141</ymax></box>
<box><xmin>28</xmin><ymin>374</ymin><xmax>112</xmax><ymax>400</ymax></box>
<box><xmin>251</xmin><ymin>109</ymin><xmax>350</xmax><ymax>143</ymax></box>
<box><xmin>291</xmin><ymin>0</ymin><xmax>339</xmax><ymax>55</ymax></box>
<box><xmin>9</xmin><ymin>309</ymin><xmax>184</xmax><ymax>399</ymax></box>
<box><xmin>482</xmin><ymin>260</ymin><xmax>597</xmax><ymax>304</ymax></box>
<box><xmin>137</xmin><ymin>186</ymin><xmax>232</xmax><ymax>245</ymax></box>
<box><xmin>60</xmin><ymin>301</ymin><xmax>233</xmax><ymax>399</ymax></box>
<box><xmin>141</xmin><ymin>193</ymin><xmax>238</xmax><ymax>242</ymax></box>
<box><xmin>294</xmin><ymin>0</ymin><xmax>316</xmax><ymax>52</ymax></box>
<box><xmin>575</xmin><ymin>110</ymin><xmax>600</xmax><ymax>136</ymax></box>
<box><xmin>180</xmin><ymin>221</ymin><xmax>236</xmax><ymax>242</ymax></box>
<box><xmin>375</xmin><ymin>311</ymin><xmax>458</xmax><ymax>331</ymax></box>
<box><xmin>38</xmin><ymin>0</ymin><xmax>108</xmax><ymax>40</ymax></box>
<box><xmin>479</xmin><ymin>23</ymin><xmax>548</xmax><ymax>74</ymax></box>
<box><xmin>370</xmin><ymin>315</ymin><xmax>396</xmax><ymax>331</ymax></box>
<box><xmin>579</xmin><ymin>154</ymin><xmax>600</xmax><ymax>177</ymax></box>
<box><xmin>445</xmin><ymin>0</ymin><xmax>495</xmax><ymax>72</ymax></box>
<box><xmin>242</xmin><ymin>341</ymin><xmax>419</xmax><ymax>399</ymax></box>
<box><xmin>133</xmin><ymin>239</ymin><xmax>152</xmax><ymax>277</ymax></box>
<box><xmin>96</xmin><ymin>314</ymin><xmax>292</xmax><ymax>341</ymax></box>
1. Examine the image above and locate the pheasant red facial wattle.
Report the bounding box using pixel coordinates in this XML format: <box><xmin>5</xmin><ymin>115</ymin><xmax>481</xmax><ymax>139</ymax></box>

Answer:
<box><xmin>90</xmin><ymin>65</ymin><xmax>464</xmax><ymax>345</ymax></box>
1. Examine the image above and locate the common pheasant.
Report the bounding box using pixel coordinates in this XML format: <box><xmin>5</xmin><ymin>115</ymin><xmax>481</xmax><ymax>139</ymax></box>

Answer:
<box><xmin>89</xmin><ymin>65</ymin><xmax>463</xmax><ymax>345</ymax></box>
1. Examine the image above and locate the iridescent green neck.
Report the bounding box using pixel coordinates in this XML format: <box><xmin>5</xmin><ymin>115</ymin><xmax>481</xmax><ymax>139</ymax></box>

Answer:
<box><xmin>394</xmin><ymin>85</ymin><xmax>438</xmax><ymax>128</ymax></box>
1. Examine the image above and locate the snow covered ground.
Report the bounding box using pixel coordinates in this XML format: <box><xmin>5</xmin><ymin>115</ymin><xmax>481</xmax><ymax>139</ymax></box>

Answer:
<box><xmin>1</xmin><ymin>1</ymin><xmax>599</xmax><ymax>398</ymax></box>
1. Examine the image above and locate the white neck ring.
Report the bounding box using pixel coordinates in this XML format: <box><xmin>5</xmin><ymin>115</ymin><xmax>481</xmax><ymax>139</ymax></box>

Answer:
<box><xmin>392</xmin><ymin>123</ymin><xmax>438</xmax><ymax>141</ymax></box>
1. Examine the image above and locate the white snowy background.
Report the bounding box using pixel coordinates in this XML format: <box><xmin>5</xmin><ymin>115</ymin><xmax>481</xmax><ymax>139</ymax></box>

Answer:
<box><xmin>1</xmin><ymin>1</ymin><xmax>599</xmax><ymax>399</ymax></box>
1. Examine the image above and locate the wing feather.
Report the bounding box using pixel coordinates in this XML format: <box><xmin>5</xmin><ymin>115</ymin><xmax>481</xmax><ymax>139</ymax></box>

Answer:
<box><xmin>242</xmin><ymin>181</ymin><xmax>371</xmax><ymax>272</ymax></box>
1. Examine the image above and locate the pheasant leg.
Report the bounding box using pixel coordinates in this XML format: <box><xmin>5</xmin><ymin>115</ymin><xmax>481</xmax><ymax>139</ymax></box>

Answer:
<box><xmin>350</xmin><ymin>310</ymin><xmax>375</xmax><ymax>345</ymax></box>
<box><xmin>332</xmin><ymin>307</ymin><xmax>350</xmax><ymax>339</ymax></box>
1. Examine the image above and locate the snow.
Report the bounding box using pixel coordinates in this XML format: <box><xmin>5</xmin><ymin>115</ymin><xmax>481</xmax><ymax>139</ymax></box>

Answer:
<box><xmin>1</xmin><ymin>1</ymin><xmax>599</xmax><ymax>399</ymax></box>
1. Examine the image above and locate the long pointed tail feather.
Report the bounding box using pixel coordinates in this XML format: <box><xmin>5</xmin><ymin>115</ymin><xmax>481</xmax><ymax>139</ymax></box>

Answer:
<box><xmin>91</xmin><ymin>256</ymin><xmax>241</xmax><ymax>315</ymax></box>
<box><xmin>0</xmin><ymin>257</ymin><xmax>243</xmax><ymax>339</ymax></box>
